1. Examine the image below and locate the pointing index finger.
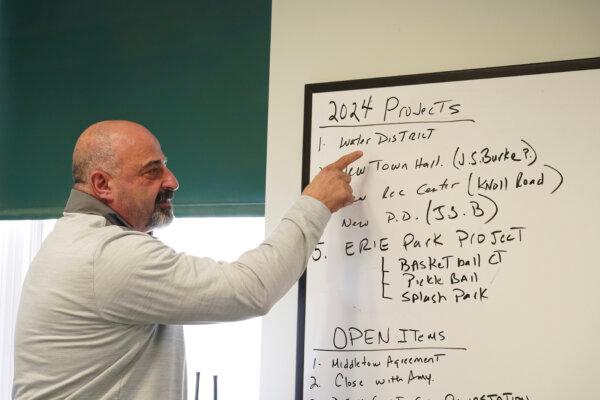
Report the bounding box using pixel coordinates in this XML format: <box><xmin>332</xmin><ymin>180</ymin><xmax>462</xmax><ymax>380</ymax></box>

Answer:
<box><xmin>329</xmin><ymin>150</ymin><xmax>363</xmax><ymax>171</ymax></box>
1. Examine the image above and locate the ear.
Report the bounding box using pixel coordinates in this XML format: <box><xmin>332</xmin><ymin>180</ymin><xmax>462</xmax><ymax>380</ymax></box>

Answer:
<box><xmin>89</xmin><ymin>170</ymin><xmax>114</xmax><ymax>202</ymax></box>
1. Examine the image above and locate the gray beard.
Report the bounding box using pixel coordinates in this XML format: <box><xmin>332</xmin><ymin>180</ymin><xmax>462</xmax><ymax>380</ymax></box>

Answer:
<box><xmin>148</xmin><ymin>204</ymin><xmax>174</xmax><ymax>230</ymax></box>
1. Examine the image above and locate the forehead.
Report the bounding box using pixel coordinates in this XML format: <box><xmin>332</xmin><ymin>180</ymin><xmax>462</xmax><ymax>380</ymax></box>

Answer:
<box><xmin>116</xmin><ymin>130</ymin><xmax>166</xmax><ymax>170</ymax></box>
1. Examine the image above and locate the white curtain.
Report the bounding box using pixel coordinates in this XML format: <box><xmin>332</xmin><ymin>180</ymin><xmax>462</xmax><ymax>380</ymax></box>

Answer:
<box><xmin>0</xmin><ymin>220</ymin><xmax>55</xmax><ymax>399</ymax></box>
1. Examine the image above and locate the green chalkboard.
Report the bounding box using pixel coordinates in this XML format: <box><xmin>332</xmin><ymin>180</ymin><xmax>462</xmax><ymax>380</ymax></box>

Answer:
<box><xmin>0</xmin><ymin>0</ymin><xmax>270</xmax><ymax>219</ymax></box>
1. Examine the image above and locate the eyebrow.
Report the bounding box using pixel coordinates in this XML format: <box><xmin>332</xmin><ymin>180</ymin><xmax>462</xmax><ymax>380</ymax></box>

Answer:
<box><xmin>140</xmin><ymin>158</ymin><xmax>167</xmax><ymax>172</ymax></box>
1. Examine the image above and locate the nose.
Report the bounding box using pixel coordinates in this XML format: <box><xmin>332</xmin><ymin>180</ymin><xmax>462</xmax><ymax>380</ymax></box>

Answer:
<box><xmin>163</xmin><ymin>166</ymin><xmax>179</xmax><ymax>191</ymax></box>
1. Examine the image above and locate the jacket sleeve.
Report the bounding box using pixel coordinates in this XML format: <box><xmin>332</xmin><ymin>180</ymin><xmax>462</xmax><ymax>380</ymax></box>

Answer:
<box><xmin>92</xmin><ymin>196</ymin><xmax>331</xmax><ymax>324</ymax></box>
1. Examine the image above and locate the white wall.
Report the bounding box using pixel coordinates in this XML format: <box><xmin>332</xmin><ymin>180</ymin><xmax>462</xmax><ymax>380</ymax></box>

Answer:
<box><xmin>260</xmin><ymin>1</ymin><xmax>600</xmax><ymax>398</ymax></box>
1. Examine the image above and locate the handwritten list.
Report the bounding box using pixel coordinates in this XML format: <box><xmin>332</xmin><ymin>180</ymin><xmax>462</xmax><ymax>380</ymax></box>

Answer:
<box><xmin>302</xmin><ymin>65</ymin><xmax>600</xmax><ymax>400</ymax></box>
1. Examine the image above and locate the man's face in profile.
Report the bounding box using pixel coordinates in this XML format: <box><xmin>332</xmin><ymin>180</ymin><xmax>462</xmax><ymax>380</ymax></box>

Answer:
<box><xmin>109</xmin><ymin>130</ymin><xmax>179</xmax><ymax>232</ymax></box>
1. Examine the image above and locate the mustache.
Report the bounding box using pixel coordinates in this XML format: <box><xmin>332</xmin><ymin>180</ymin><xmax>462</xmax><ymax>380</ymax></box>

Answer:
<box><xmin>156</xmin><ymin>189</ymin><xmax>175</xmax><ymax>203</ymax></box>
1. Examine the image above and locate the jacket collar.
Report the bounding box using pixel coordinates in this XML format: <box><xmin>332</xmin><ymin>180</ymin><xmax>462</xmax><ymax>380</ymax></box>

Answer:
<box><xmin>63</xmin><ymin>189</ymin><xmax>134</xmax><ymax>229</ymax></box>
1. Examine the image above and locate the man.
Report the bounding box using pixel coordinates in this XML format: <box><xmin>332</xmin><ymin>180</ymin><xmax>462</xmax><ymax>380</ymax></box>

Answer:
<box><xmin>13</xmin><ymin>120</ymin><xmax>362</xmax><ymax>399</ymax></box>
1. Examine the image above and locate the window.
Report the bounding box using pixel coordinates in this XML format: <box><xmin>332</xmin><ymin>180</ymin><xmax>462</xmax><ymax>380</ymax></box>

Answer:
<box><xmin>1</xmin><ymin>217</ymin><xmax>264</xmax><ymax>400</ymax></box>
<box><xmin>155</xmin><ymin>217</ymin><xmax>264</xmax><ymax>400</ymax></box>
<box><xmin>0</xmin><ymin>219</ymin><xmax>55</xmax><ymax>398</ymax></box>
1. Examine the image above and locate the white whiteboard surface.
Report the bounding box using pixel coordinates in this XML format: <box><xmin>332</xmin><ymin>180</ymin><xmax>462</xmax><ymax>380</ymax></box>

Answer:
<box><xmin>300</xmin><ymin>59</ymin><xmax>600</xmax><ymax>400</ymax></box>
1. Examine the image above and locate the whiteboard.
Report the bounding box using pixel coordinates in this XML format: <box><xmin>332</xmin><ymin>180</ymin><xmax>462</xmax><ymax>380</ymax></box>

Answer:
<box><xmin>298</xmin><ymin>59</ymin><xmax>600</xmax><ymax>400</ymax></box>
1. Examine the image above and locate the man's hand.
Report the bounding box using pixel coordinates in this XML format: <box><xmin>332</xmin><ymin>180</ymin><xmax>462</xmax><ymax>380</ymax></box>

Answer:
<box><xmin>303</xmin><ymin>150</ymin><xmax>364</xmax><ymax>213</ymax></box>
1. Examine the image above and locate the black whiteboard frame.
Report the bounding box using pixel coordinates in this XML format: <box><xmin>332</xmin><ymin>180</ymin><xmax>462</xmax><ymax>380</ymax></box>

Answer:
<box><xmin>296</xmin><ymin>56</ymin><xmax>600</xmax><ymax>400</ymax></box>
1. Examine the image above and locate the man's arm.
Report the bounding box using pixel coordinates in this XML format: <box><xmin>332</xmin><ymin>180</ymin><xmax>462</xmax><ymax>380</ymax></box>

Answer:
<box><xmin>92</xmin><ymin>151</ymin><xmax>362</xmax><ymax>325</ymax></box>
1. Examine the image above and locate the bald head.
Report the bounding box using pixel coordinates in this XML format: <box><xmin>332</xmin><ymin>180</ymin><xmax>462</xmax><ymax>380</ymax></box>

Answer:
<box><xmin>70</xmin><ymin>120</ymin><xmax>179</xmax><ymax>232</ymax></box>
<box><xmin>72</xmin><ymin>120</ymin><xmax>156</xmax><ymax>187</ymax></box>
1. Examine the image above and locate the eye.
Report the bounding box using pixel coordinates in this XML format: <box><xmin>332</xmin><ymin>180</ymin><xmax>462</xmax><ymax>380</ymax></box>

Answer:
<box><xmin>145</xmin><ymin>167</ymin><xmax>162</xmax><ymax>178</ymax></box>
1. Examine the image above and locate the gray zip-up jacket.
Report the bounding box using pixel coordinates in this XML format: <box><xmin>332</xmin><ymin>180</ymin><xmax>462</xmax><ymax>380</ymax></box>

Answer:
<box><xmin>13</xmin><ymin>190</ymin><xmax>330</xmax><ymax>399</ymax></box>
